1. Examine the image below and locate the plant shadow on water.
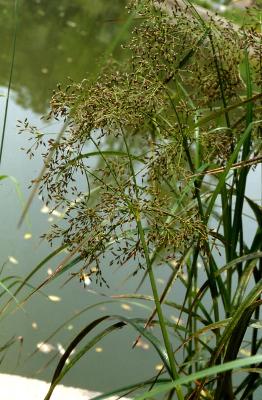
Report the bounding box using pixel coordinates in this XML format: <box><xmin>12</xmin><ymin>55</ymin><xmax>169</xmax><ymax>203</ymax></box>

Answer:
<box><xmin>0</xmin><ymin>0</ymin><xmax>262</xmax><ymax>399</ymax></box>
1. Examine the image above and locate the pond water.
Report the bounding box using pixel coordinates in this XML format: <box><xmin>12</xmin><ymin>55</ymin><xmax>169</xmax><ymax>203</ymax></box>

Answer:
<box><xmin>0</xmin><ymin>0</ymin><xmax>261</xmax><ymax>395</ymax></box>
<box><xmin>0</xmin><ymin>0</ymin><xmax>164</xmax><ymax>392</ymax></box>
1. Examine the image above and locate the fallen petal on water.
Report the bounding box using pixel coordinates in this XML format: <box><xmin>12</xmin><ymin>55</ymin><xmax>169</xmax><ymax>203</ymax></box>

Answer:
<box><xmin>37</xmin><ymin>342</ymin><xmax>55</xmax><ymax>354</ymax></box>
<box><xmin>8</xmin><ymin>256</ymin><xmax>18</xmax><ymax>265</ymax></box>
<box><xmin>32</xmin><ymin>322</ymin><xmax>38</xmax><ymax>330</ymax></box>
<box><xmin>24</xmin><ymin>233</ymin><xmax>32</xmax><ymax>240</ymax></box>
<box><xmin>48</xmin><ymin>295</ymin><xmax>61</xmax><ymax>302</ymax></box>
<box><xmin>95</xmin><ymin>347</ymin><xmax>103</xmax><ymax>353</ymax></box>
<box><xmin>136</xmin><ymin>339</ymin><xmax>149</xmax><ymax>350</ymax></box>
<box><xmin>57</xmin><ymin>343</ymin><xmax>65</xmax><ymax>355</ymax></box>
<box><xmin>121</xmin><ymin>303</ymin><xmax>132</xmax><ymax>311</ymax></box>
<box><xmin>41</xmin><ymin>205</ymin><xmax>49</xmax><ymax>214</ymax></box>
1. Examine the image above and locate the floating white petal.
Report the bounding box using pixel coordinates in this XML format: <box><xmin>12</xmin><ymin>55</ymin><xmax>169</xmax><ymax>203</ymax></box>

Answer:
<box><xmin>95</xmin><ymin>347</ymin><xmax>103</xmax><ymax>353</ymax></box>
<box><xmin>37</xmin><ymin>342</ymin><xmax>55</xmax><ymax>354</ymax></box>
<box><xmin>121</xmin><ymin>303</ymin><xmax>132</xmax><ymax>311</ymax></box>
<box><xmin>57</xmin><ymin>343</ymin><xmax>65</xmax><ymax>356</ymax></box>
<box><xmin>8</xmin><ymin>256</ymin><xmax>18</xmax><ymax>265</ymax></box>
<box><xmin>41</xmin><ymin>205</ymin><xmax>49</xmax><ymax>214</ymax></box>
<box><xmin>48</xmin><ymin>295</ymin><xmax>61</xmax><ymax>302</ymax></box>
<box><xmin>136</xmin><ymin>339</ymin><xmax>149</xmax><ymax>350</ymax></box>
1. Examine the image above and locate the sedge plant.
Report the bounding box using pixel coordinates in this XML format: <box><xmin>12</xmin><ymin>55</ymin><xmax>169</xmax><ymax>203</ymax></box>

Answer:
<box><xmin>18</xmin><ymin>1</ymin><xmax>262</xmax><ymax>399</ymax></box>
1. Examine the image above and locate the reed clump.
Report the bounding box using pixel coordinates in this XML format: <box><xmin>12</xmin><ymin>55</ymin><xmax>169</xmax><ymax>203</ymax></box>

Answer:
<box><xmin>20</xmin><ymin>1</ymin><xmax>261</xmax><ymax>399</ymax></box>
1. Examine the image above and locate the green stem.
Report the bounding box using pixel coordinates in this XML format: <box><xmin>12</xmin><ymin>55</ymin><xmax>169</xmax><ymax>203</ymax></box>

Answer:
<box><xmin>136</xmin><ymin>217</ymin><xmax>184</xmax><ymax>400</ymax></box>
<box><xmin>121</xmin><ymin>128</ymin><xmax>183</xmax><ymax>399</ymax></box>
<box><xmin>0</xmin><ymin>0</ymin><xmax>18</xmax><ymax>165</ymax></box>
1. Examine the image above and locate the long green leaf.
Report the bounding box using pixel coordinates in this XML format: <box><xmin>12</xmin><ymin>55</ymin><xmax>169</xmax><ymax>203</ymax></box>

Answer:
<box><xmin>214</xmin><ymin>302</ymin><xmax>261</xmax><ymax>399</ymax></box>
<box><xmin>216</xmin><ymin>251</ymin><xmax>262</xmax><ymax>277</ymax></box>
<box><xmin>44</xmin><ymin>314</ymin><xmax>172</xmax><ymax>400</ymax></box>
<box><xmin>134</xmin><ymin>355</ymin><xmax>262</xmax><ymax>400</ymax></box>
<box><xmin>0</xmin><ymin>280</ymin><xmax>24</xmax><ymax>312</ymax></box>
<box><xmin>211</xmin><ymin>279</ymin><xmax>262</xmax><ymax>363</ymax></box>
<box><xmin>245</xmin><ymin>196</ymin><xmax>262</xmax><ymax>227</ymax></box>
<box><xmin>205</xmin><ymin>121</ymin><xmax>261</xmax><ymax>220</ymax></box>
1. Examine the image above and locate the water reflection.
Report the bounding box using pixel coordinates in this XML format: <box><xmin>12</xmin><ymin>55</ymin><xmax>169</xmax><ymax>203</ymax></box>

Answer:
<box><xmin>0</xmin><ymin>0</ymin><xmax>161</xmax><ymax>392</ymax></box>
<box><xmin>0</xmin><ymin>0</ymin><xmax>129</xmax><ymax>113</ymax></box>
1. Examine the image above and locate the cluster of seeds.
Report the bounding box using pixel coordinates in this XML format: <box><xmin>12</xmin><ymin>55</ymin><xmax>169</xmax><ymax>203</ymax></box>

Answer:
<box><xmin>20</xmin><ymin>0</ymin><xmax>261</xmax><ymax>285</ymax></box>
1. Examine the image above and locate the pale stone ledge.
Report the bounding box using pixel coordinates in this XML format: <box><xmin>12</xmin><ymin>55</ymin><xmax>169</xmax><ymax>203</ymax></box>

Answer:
<box><xmin>0</xmin><ymin>373</ymin><xmax>103</xmax><ymax>400</ymax></box>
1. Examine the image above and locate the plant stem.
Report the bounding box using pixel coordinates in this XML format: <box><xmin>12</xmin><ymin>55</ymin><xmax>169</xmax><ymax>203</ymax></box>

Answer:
<box><xmin>122</xmin><ymin>128</ymin><xmax>183</xmax><ymax>398</ymax></box>
<box><xmin>136</xmin><ymin>216</ymin><xmax>184</xmax><ymax>400</ymax></box>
